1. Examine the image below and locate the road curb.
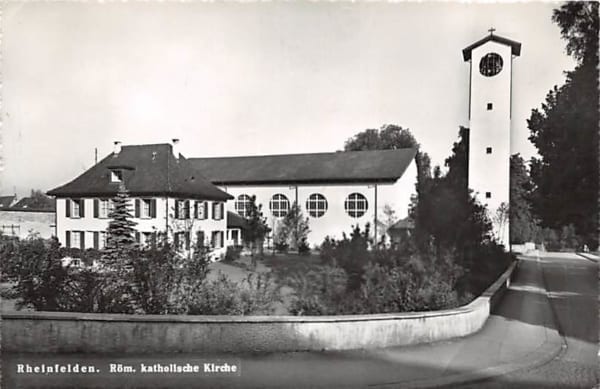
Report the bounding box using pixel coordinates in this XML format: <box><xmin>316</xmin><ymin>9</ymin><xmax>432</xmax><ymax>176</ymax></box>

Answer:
<box><xmin>370</xmin><ymin>257</ymin><xmax>566</xmax><ymax>389</ymax></box>
<box><xmin>576</xmin><ymin>252</ymin><xmax>599</xmax><ymax>263</ymax></box>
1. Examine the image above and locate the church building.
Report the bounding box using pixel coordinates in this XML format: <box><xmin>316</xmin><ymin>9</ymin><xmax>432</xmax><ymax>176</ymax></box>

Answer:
<box><xmin>47</xmin><ymin>30</ymin><xmax>519</xmax><ymax>257</ymax></box>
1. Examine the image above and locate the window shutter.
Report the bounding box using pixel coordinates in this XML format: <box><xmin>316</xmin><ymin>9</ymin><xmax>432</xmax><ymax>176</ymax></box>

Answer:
<box><xmin>80</xmin><ymin>231</ymin><xmax>85</xmax><ymax>250</ymax></box>
<box><xmin>93</xmin><ymin>199</ymin><xmax>99</xmax><ymax>218</ymax></box>
<box><xmin>66</xmin><ymin>199</ymin><xmax>71</xmax><ymax>218</ymax></box>
<box><xmin>197</xmin><ymin>231</ymin><xmax>205</xmax><ymax>248</ymax></box>
<box><xmin>151</xmin><ymin>199</ymin><xmax>157</xmax><ymax>218</ymax></box>
<box><xmin>135</xmin><ymin>199</ymin><xmax>140</xmax><ymax>218</ymax></box>
<box><xmin>194</xmin><ymin>202</ymin><xmax>198</xmax><ymax>219</ymax></box>
<box><xmin>212</xmin><ymin>202</ymin><xmax>216</xmax><ymax>220</ymax></box>
<box><xmin>201</xmin><ymin>202</ymin><xmax>206</xmax><ymax>220</ymax></box>
<box><xmin>135</xmin><ymin>231</ymin><xmax>141</xmax><ymax>243</ymax></box>
<box><xmin>66</xmin><ymin>231</ymin><xmax>71</xmax><ymax>248</ymax></box>
<box><xmin>220</xmin><ymin>203</ymin><xmax>224</xmax><ymax>220</ymax></box>
<box><xmin>185</xmin><ymin>200</ymin><xmax>190</xmax><ymax>219</ymax></box>
<box><xmin>174</xmin><ymin>233</ymin><xmax>180</xmax><ymax>249</ymax></box>
<box><xmin>174</xmin><ymin>201</ymin><xmax>180</xmax><ymax>219</ymax></box>
<box><xmin>93</xmin><ymin>232</ymin><xmax>99</xmax><ymax>250</ymax></box>
<box><xmin>79</xmin><ymin>200</ymin><xmax>85</xmax><ymax>218</ymax></box>
<box><xmin>185</xmin><ymin>232</ymin><xmax>190</xmax><ymax>250</ymax></box>
<box><xmin>220</xmin><ymin>231</ymin><xmax>225</xmax><ymax>248</ymax></box>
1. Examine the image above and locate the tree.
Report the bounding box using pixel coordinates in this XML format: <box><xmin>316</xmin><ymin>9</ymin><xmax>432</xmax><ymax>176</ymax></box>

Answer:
<box><xmin>99</xmin><ymin>183</ymin><xmax>138</xmax><ymax>312</ymax></box>
<box><xmin>345</xmin><ymin>124</ymin><xmax>432</xmax><ymax>245</ymax></box>
<box><xmin>344</xmin><ymin>124</ymin><xmax>419</xmax><ymax>151</ymax></box>
<box><xmin>527</xmin><ymin>2</ymin><xmax>599</xmax><ymax>248</ymax></box>
<box><xmin>243</xmin><ymin>195</ymin><xmax>270</xmax><ymax>265</ymax></box>
<box><xmin>510</xmin><ymin>154</ymin><xmax>540</xmax><ymax>243</ymax></box>
<box><xmin>377</xmin><ymin>204</ymin><xmax>398</xmax><ymax>244</ymax></box>
<box><xmin>277</xmin><ymin>202</ymin><xmax>310</xmax><ymax>252</ymax></box>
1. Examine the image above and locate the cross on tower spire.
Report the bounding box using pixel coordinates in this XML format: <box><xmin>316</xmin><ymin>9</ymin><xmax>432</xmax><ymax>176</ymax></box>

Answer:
<box><xmin>488</xmin><ymin>27</ymin><xmax>496</xmax><ymax>35</ymax></box>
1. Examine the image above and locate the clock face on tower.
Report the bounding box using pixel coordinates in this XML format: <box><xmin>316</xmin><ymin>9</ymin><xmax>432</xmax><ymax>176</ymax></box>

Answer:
<box><xmin>479</xmin><ymin>52</ymin><xmax>503</xmax><ymax>77</ymax></box>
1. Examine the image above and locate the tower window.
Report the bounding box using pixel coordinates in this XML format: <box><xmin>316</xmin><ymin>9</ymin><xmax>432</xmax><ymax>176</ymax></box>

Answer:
<box><xmin>487</xmin><ymin>103</ymin><xmax>493</xmax><ymax>110</ymax></box>
<box><xmin>486</xmin><ymin>147</ymin><xmax>492</xmax><ymax>154</ymax></box>
<box><xmin>485</xmin><ymin>192</ymin><xmax>492</xmax><ymax>199</ymax></box>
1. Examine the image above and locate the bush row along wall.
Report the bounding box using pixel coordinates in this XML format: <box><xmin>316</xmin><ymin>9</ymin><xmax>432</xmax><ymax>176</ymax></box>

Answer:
<box><xmin>2</xmin><ymin>261</ymin><xmax>518</xmax><ymax>354</ymax></box>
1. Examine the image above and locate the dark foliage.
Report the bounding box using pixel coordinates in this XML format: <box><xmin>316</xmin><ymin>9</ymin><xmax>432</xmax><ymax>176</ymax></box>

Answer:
<box><xmin>527</xmin><ymin>2</ymin><xmax>599</xmax><ymax>249</ymax></box>
<box><xmin>510</xmin><ymin>154</ymin><xmax>540</xmax><ymax>244</ymax></box>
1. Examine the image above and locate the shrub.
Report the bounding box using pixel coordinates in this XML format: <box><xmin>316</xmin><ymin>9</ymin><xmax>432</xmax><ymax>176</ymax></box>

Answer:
<box><xmin>224</xmin><ymin>245</ymin><xmax>242</xmax><ymax>262</ymax></box>
<box><xmin>298</xmin><ymin>237</ymin><xmax>310</xmax><ymax>256</ymax></box>
<box><xmin>288</xmin><ymin>265</ymin><xmax>348</xmax><ymax>315</ymax></box>
<box><xmin>188</xmin><ymin>272</ymin><xmax>281</xmax><ymax>315</ymax></box>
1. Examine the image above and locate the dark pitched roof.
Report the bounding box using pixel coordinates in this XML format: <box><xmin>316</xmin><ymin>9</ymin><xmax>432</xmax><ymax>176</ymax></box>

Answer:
<box><xmin>227</xmin><ymin>211</ymin><xmax>248</xmax><ymax>229</ymax></box>
<box><xmin>462</xmin><ymin>33</ymin><xmax>522</xmax><ymax>61</ymax></box>
<box><xmin>48</xmin><ymin>144</ymin><xmax>232</xmax><ymax>201</ymax></box>
<box><xmin>0</xmin><ymin>195</ymin><xmax>15</xmax><ymax>208</ymax></box>
<box><xmin>11</xmin><ymin>196</ymin><xmax>56</xmax><ymax>212</ymax></box>
<box><xmin>189</xmin><ymin>148</ymin><xmax>417</xmax><ymax>185</ymax></box>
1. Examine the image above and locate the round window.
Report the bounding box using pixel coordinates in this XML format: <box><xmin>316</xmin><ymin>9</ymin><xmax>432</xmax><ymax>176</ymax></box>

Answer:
<box><xmin>235</xmin><ymin>194</ymin><xmax>252</xmax><ymax>218</ymax></box>
<box><xmin>269</xmin><ymin>194</ymin><xmax>290</xmax><ymax>218</ymax></box>
<box><xmin>306</xmin><ymin>193</ymin><xmax>328</xmax><ymax>218</ymax></box>
<box><xmin>479</xmin><ymin>53</ymin><xmax>503</xmax><ymax>77</ymax></box>
<box><xmin>345</xmin><ymin>193</ymin><xmax>368</xmax><ymax>218</ymax></box>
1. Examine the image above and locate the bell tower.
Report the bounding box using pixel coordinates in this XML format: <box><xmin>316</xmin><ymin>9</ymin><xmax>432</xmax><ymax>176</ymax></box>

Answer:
<box><xmin>463</xmin><ymin>30</ymin><xmax>521</xmax><ymax>249</ymax></box>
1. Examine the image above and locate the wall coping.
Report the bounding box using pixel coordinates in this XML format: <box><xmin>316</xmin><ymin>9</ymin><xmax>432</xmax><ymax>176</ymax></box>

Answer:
<box><xmin>1</xmin><ymin>260</ymin><xmax>517</xmax><ymax>324</ymax></box>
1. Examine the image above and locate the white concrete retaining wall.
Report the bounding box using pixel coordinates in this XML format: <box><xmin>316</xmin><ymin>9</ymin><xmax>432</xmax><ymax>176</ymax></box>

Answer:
<box><xmin>1</xmin><ymin>261</ymin><xmax>518</xmax><ymax>354</ymax></box>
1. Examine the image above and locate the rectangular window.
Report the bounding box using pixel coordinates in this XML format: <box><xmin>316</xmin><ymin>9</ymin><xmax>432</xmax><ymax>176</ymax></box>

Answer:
<box><xmin>231</xmin><ymin>230</ymin><xmax>239</xmax><ymax>245</ymax></box>
<box><xmin>485</xmin><ymin>192</ymin><xmax>492</xmax><ymax>199</ymax></box>
<box><xmin>69</xmin><ymin>199</ymin><xmax>85</xmax><ymax>218</ymax></box>
<box><xmin>487</xmin><ymin>103</ymin><xmax>493</xmax><ymax>110</ymax></box>
<box><xmin>211</xmin><ymin>231</ymin><xmax>223</xmax><ymax>248</ymax></box>
<box><xmin>176</xmin><ymin>200</ymin><xmax>185</xmax><ymax>219</ymax></box>
<box><xmin>99</xmin><ymin>231</ymin><xmax>106</xmax><ymax>249</ymax></box>
<box><xmin>99</xmin><ymin>199</ymin><xmax>110</xmax><ymax>218</ymax></box>
<box><xmin>196</xmin><ymin>201</ymin><xmax>207</xmax><ymax>219</ymax></box>
<box><xmin>175</xmin><ymin>200</ymin><xmax>189</xmax><ymax>220</ymax></box>
<box><xmin>110</xmin><ymin>170</ymin><xmax>123</xmax><ymax>183</ymax></box>
<box><xmin>141</xmin><ymin>199</ymin><xmax>152</xmax><ymax>218</ymax></box>
<box><xmin>71</xmin><ymin>231</ymin><xmax>81</xmax><ymax>249</ymax></box>
<box><xmin>486</xmin><ymin>147</ymin><xmax>493</xmax><ymax>154</ymax></box>
<box><xmin>213</xmin><ymin>202</ymin><xmax>223</xmax><ymax>220</ymax></box>
<box><xmin>72</xmin><ymin>200</ymin><xmax>80</xmax><ymax>218</ymax></box>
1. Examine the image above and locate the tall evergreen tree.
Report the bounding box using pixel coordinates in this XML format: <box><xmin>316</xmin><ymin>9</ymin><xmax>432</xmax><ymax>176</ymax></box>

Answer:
<box><xmin>527</xmin><ymin>2</ymin><xmax>598</xmax><ymax>248</ymax></box>
<box><xmin>104</xmin><ymin>183</ymin><xmax>138</xmax><ymax>265</ymax></box>
<box><xmin>100</xmin><ymin>183</ymin><xmax>138</xmax><ymax>312</ymax></box>
<box><xmin>510</xmin><ymin>154</ymin><xmax>539</xmax><ymax>243</ymax></box>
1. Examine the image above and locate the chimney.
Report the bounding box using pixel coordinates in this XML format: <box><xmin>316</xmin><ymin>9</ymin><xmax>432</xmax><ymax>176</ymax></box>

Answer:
<box><xmin>172</xmin><ymin>138</ymin><xmax>180</xmax><ymax>160</ymax></box>
<box><xmin>113</xmin><ymin>141</ymin><xmax>122</xmax><ymax>156</ymax></box>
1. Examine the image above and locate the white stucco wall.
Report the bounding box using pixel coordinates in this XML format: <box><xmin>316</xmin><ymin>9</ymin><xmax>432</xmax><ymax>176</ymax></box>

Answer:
<box><xmin>0</xmin><ymin>210</ymin><xmax>55</xmax><ymax>239</ymax></box>
<box><xmin>55</xmin><ymin>197</ymin><xmax>227</xmax><ymax>259</ymax></box>
<box><xmin>221</xmin><ymin>159</ymin><xmax>417</xmax><ymax>248</ymax></box>
<box><xmin>469</xmin><ymin>41</ymin><xmax>513</xmax><ymax>247</ymax></box>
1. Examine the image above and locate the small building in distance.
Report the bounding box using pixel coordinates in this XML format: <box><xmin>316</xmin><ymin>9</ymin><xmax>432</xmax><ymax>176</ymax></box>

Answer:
<box><xmin>0</xmin><ymin>195</ymin><xmax>55</xmax><ymax>239</ymax></box>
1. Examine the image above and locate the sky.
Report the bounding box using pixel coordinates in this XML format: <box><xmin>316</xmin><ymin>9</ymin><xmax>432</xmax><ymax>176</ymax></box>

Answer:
<box><xmin>1</xmin><ymin>1</ymin><xmax>577</xmax><ymax>197</ymax></box>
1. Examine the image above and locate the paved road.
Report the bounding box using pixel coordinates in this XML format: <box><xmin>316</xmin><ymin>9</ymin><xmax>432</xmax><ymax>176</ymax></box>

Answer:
<box><xmin>456</xmin><ymin>252</ymin><xmax>599</xmax><ymax>389</ymax></box>
<box><xmin>3</xmin><ymin>252</ymin><xmax>597</xmax><ymax>388</ymax></box>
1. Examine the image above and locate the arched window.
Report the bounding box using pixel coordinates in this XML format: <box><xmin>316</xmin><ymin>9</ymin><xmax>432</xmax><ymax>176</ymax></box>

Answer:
<box><xmin>345</xmin><ymin>193</ymin><xmax>368</xmax><ymax>218</ymax></box>
<box><xmin>306</xmin><ymin>193</ymin><xmax>328</xmax><ymax>218</ymax></box>
<box><xmin>269</xmin><ymin>194</ymin><xmax>290</xmax><ymax>218</ymax></box>
<box><xmin>235</xmin><ymin>194</ymin><xmax>252</xmax><ymax>218</ymax></box>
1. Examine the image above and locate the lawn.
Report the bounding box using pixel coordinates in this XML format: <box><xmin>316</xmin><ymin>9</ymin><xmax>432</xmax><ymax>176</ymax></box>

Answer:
<box><xmin>260</xmin><ymin>252</ymin><xmax>323</xmax><ymax>288</ymax></box>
